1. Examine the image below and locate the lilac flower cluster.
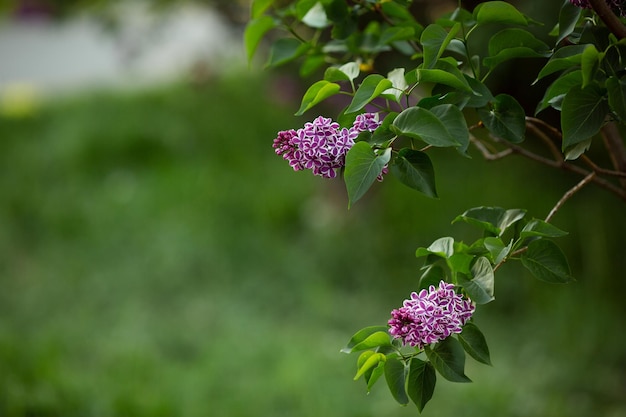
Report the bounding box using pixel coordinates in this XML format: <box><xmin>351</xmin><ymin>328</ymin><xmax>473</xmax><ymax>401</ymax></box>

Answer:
<box><xmin>570</xmin><ymin>0</ymin><xmax>626</xmax><ymax>16</ymax></box>
<box><xmin>388</xmin><ymin>281</ymin><xmax>475</xmax><ymax>349</ymax></box>
<box><xmin>272</xmin><ymin>113</ymin><xmax>383</xmax><ymax>179</ymax></box>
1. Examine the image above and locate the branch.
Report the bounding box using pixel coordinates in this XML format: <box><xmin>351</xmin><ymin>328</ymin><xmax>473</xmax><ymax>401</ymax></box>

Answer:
<box><xmin>589</xmin><ymin>0</ymin><xmax>626</xmax><ymax>39</ymax></box>
<box><xmin>545</xmin><ymin>172</ymin><xmax>596</xmax><ymax>223</ymax></box>
<box><xmin>600</xmin><ymin>122</ymin><xmax>626</xmax><ymax>189</ymax></box>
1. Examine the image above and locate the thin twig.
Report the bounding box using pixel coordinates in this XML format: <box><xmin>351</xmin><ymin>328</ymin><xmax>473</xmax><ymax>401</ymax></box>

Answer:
<box><xmin>545</xmin><ymin>172</ymin><xmax>596</xmax><ymax>223</ymax></box>
<box><xmin>525</xmin><ymin>122</ymin><xmax>562</xmax><ymax>162</ymax></box>
<box><xmin>600</xmin><ymin>122</ymin><xmax>626</xmax><ymax>189</ymax></box>
<box><xmin>469</xmin><ymin>135</ymin><xmax>513</xmax><ymax>160</ymax></box>
<box><xmin>581</xmin><ymin>155</ymin><xmax>626</xmax><ymax>178</ymax></box>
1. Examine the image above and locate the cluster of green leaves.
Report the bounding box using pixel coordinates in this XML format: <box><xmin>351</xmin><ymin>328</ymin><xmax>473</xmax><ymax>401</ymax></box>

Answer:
<box><xmin>537</xmin><ymin>1</ymin><xmax>626</xmax><ymax>159</ymax></box>
<box><xmin>340</xmin><ymin>206</ymin><xmax>571</xmax><ymax>412</ymax></box>
<box><xmin>247</xmin><ymin>1</ymin><xmax>557</xmax><ymax>207</ymax></box>
<box><xmin>245</xmin><ymin>0</ymin><xmax>618</xmax><ymax>412</ymax></box>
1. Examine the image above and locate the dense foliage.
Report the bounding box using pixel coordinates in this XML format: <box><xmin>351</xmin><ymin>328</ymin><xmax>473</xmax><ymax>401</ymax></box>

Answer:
<box><xmin>247</xmin><ymin>0</ymin><xmax>626</xmax><ymax>412</ymax></box>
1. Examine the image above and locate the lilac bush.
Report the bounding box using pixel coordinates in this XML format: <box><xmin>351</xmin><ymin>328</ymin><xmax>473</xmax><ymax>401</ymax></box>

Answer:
<box><xmin>272</xmin><ymin>113</ymin><xmax>383</xmax><ymax>179</ymax></box>
<box><xmin>388</xmin><ymin>281</ymin><xmax>475</xmax><ymax>349</ymax></box>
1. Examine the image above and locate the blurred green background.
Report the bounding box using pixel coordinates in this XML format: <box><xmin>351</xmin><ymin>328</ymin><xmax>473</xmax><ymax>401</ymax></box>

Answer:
<box><xmin>1</xmin><ymin>1</ymin><xmax>626</xmax><ymax>416</ymax></box>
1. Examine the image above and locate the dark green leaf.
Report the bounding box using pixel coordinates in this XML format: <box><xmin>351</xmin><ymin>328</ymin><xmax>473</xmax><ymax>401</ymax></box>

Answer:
<box><xmin>521</xmin><ymin>219</ymin><xmax>568</xmax><ymax>239</ymax></box>
<box><xmin>607</xmin><ymin>76</ymin><xmax>626</xmax><ymax>121</ymax></box>
<box><xmin>425</xmin><ymin>337</ymin><xmax>471</xmax><ymax>382</ymax></box>
<box><xmin>407</xmin><ymin>358</ymin><xmax>436</xmax><ymax>412</ymax></box>
<box><xmin>580</xmin><ymin>44</ymin><xmax>601</xmax><ymax>88</ymax></box>
<box><xmin>483</xmin><ymin>236</ymin><xmax>511</xmax><ymax>264</ymax></box>
<box><xmin>391</xmin><ymin>107</ymin><xmax>460</xmax><ymax>147</ymax></box>
<box><xmin>416</xmin><ymin>68</ymin><xmax>472</xmax><ymax>93</ymax></box>
<box><xmin>244</xmin><ymin>15</ymin><xmax>276</xmax><ymax>62</ymax></box>
<box><xmin>473</xmin><ymin>1</ymin><xmax>528</xmax><ymax>26</ymax></box>
<box><xmin>458</xmin><ymin>322</ymin><xmax>491</xmax><ymax>365</ymax></box>
<box><xmin>447</xmin><ymin>253</ymin><xmax>474</xmax><ymax>277</ymax></box>
<box><xmin>536</xmin><ymin>70</ymin><xmax>582</xmax><ymax>114</ymax></box>
<box><xmin>429</xmin><ymin>104</ymin><xmax>470</xmax><ymax>154</ymax></box>
<box><xmin>477</xmin><ymin>94</ymin><xmax>526</xmax><ymax>143</ymax></box>
<box><xmin>483</xmin><ymin>28</ymin><xmax>550</xmax><ymax>69</ymax></box>
<box><xmin>419</xmin><ymin>265</ymin><xmax>446</xmax><ymax>290</ymax></box>
<box><xmin>556</xmin><ymin>0</ymin><xmax>583</xmax><ymax>45</ymax></box>
<box><xmin>465</xmin><ymin>75</ymin><xmax>495</xmax><ymax>108</ymax></box>
<box><xmin>267</xmin><ymin>38</ymin><xmax>310</xmax><ymax>67</ymax></box>
<box><xmin>458</xmin><ymin>257</ymin><xmax>495</xmax><ymax>304</ymax></box>
<box><xmin>384</xmin><ymin>356</ymin><xmax>409</xmax><ymax>405</ymax></box>
<box><xmin>535</xmin><ymin>44</ymin><xmax>587</xmax><ymax>82</ymax></box>
<box><xmin>561</xmin><ymin>85</ymin><xmax>609</xmax><ymax>153</ymax></box>
<box><xmin>390</xmin><ymin>149</ymin><xmax>437</xmax><ymax>197</ymax></box>
<box><xmin>380</xmin><ymin>26</ymin><xmax>416</xmax><ymax>45</ymax></box>
<box><xmin>344</xmin><ymin>143</ymin><xmax>391</xmax><ymax>207</ymax></box>
<box><xmin>295</xmin><ymin>80</ymin><xmax>341</xmax><ymax>116</ymax></box>
<box><xmin>453</xmin><ymin>207</ymin><xmax>526</xmax><ymax>236</ymax></box>
<box><xmin>346</xmin><ymin>74</ymin><xmax>393</xmax><ymax>113</ymax></box>
<box><xmin>421</xmin><ymin>23</ymin><xmax>460</xmax><ymax>69</ymax></box>
<box><xmin>342</xmin><ymin>325</ymin><xmax>390</xmax><ymax>353</ymax></box>
<box><xmin>521</xmin><ymin>239</ymin><xmax>574</xmax><ymax>283</ymax></box>
<box><xmin>324</xmin><ymin>62</ymin><xmax>359</xmax><ymax>83</ymax></box>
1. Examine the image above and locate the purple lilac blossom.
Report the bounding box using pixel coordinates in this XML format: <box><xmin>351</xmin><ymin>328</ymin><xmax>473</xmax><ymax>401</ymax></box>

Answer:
<box><xmin>570</xmin><ymin>0</ymin><xmax>626</xmax><ymax>16</ymax></box>
<box><xmin>272</xmin><ymin>113</ymin><xmax>383</xmax><ymax>179</ymax></box>
<box><xmin>388</xmin><ymin>281</ymin><xmax>475</xmax><ymax>349</ymax></box>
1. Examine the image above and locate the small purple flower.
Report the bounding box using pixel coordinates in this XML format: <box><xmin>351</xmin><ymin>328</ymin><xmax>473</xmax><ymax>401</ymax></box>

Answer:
<box><xmin>272</xmin><ymin>113</ymin><xmax>386</xmax><ymax>180</ymax></box>
<box><xmin>570</xmin><ymin>0</ymin><xmax>626</xmax><ymax>16</ymax></box>
<box><xmin>388</xmin><ymin>281</ymin><xmax>475</xmax><ymax>348</ymax></box>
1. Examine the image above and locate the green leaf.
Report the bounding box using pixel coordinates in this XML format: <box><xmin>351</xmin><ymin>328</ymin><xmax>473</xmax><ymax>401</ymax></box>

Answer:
<box><xmin>429</xmin><ymin>104</ymin><xmax>469</xmax><ymax>154</ymax></box>
<box><xmin>346</xmin><ymin>74</ymin><xmax>393</xmax><ymax>113</ymax></box>
<box><xmin>607</xmin><ymin>76</ymin><xmax>626</xmax><ymax>121</ymax></box>
<box><xmin>483</xmin><ymin>236</ymin><xmax>511</xmax><ymax>264</ymax></box>
<box><xmin>390</xmin><ymin>148</ymin><xmax>437</xmax><ymax>198</ymax></box>
<box><xmin>406</xmin><ymin>358</ymin><xmax>436</xmax><ymax>412</ymax></box>
<box><xmin>366</xmin><ymin>361</ymin><xmax>385</xmax><ymax>391</ymax></box>
<box><xmin>415</xmin><ymin>68</ymin><xmax>472</xmax><ymax>93</ymax></box>
<box><xmin>477</xmin><ymin>94</ymin><xmax>526</xmax><ymax>143</ymax></box>
<box><xmin>447</xmin><ymin>253</ymin><xmax>474</xmax><ymax>277</ymax></box>
<box><xmin>521</xmin><ymin>219</ymin><xmax>568</xmax><ymax>239</ymax></box>
<box><xmin>580</xmin><ymin>44</ymin><xmax>601</xmax><ymax>88</ymax></box>
<box><xmin>391</xmin><ymin>107</ymin><xmax>460</xmax><ymax>147</ymax></box>
<box><xmin>324</xmin><ymin>62</ymin><xmax>360</xmax><ymax>83</ymax></box>
<box><xmin>344</xmin><ymin>143</ymin><xmax>391</xmax><ymax>207</ymax></box>
<box><xmin>382</xmin><ymin>68</ymin><xmax>409</xmax><ymax>102</ymax></box>
<box><xmin>536</xmin><ymin>70</ymin><xmax>582</xmax><ymax>114</ymax></box>
<box><xmin>302</xmin><ymin>2</ymin><xmax>330</xmax><ymax>28</ymax></box>
<box><xmin>251</xmin><ymin>0</ymin><xmax>274</xmax><ymax>18</ymax></box>
<box><xmin>561</xmin><ymin>85</ymin><xmax>609</xmax><ymax>153</ymax></box>
<box><xmin>535</xmin><ymin>44</ymin><xmax>587</xmax><ymax>82</ymax></box>
<box><xmin>483</xmin><ymin>28</ymin><xmax>550</xmax><ymax>69</ymax></box>
<box><xmin>458</xmin><ymin>256</ymin><xmax>495</xmax><ymax>304</ymax></box>
<box><xmin>380</xmin><ymin>26</ymin><xmax>416</xmax><ymax>45</ymax></box>
<box><xmin>419</xmin><ymin>265</ymin><xmax>446</xmax><ymax>290</ymax></box>
<box><xmin>425</xmin><ymin>337</ymin><xmax>471</xmax><ymax>383</ymax></box>
<box><xmin>244</xmin><ymin>15</ymin><xmax>276</xmax><ymax>62</ymax></box>
<box><xmin>355</xmin><ymin>351</ymin><xmax>385</xmax><ymax>380</ymax></box>
<box><xmin>521</xmin><ymin>239</ymin><xmax>574</xmax><ymax>283</ymax></box>
<box><xmin>349</xmin><ymin>331</ymin><xmax>393</xmax><ymax>353</ymax></box>
<box><xmin>458</xmin><ymin>322</ymin><xmax>491</xmax><ymax>365</ymax></box>
<box><xmin>342</xmin><ymin>325</ymin><xmax>390</xmax><ymax>353</ymax></box>
<box><xmin>453</xmin><ymin>207</ymin><xmax>526</xmax><ymax>236</ymax></box>
<box><xmin>267</xmin><ymin>38</ymin><xmax>310</xmax><ymax>67</ymax></box>
<box><xmin>556</xmin><ymin>0</ymin><xmax>583</xmax><ymax>45</ymax></box>
<box><xmin>473</xmin><ymin>1</ymin><xmax>528</xmax><ymax>26</ymax></box>
<box><xmin>421</xmin><ymin>23</ymin><xmax>460</xmax><ymax>69</ymax></box>
<box><xmin>465</xmin><ymin>75</ymin><xmax>495</xmax><ymax>108</ymax></box>
<box><xmin>384</xmin><ymin>356</ymin><xmax>409</xmax><ymax>405</ymax></box>
<box><xmin>416</xmin><ymin>237</ymin><xmax>455</xmax><ymax>259</ymax></box>
<box><xmin>295</xmin><ymin>80</ymin><xmax>341</xmax><ymax>116</ymax></box>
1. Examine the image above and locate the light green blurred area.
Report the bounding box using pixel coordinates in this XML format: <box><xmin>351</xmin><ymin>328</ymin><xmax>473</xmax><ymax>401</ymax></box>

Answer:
<box><xmin>0</xmin><ymin>72</ymin><xmax>624</xmax><ymax>417</ymax></box>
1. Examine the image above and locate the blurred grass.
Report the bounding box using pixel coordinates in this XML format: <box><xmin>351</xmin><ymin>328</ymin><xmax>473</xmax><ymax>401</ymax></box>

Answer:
<box><xmin>0</xmin><ymin>73</ymin><xmax>624</xmax><ymax>417</ymax></box>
